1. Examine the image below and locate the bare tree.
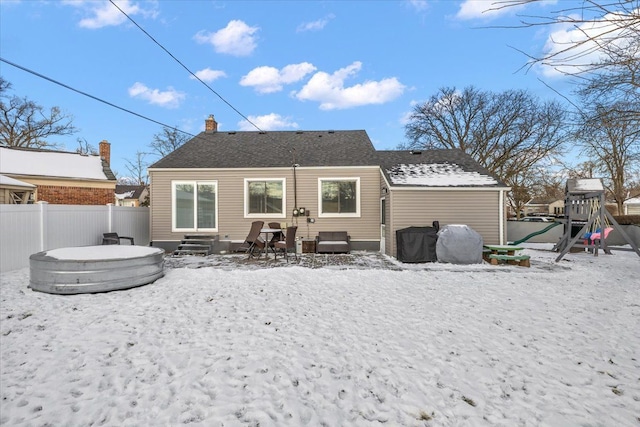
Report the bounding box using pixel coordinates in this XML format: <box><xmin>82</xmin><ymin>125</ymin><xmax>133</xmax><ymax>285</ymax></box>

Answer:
<box><xmin>75</xmin><ymin>137</ymin><xmax>97</xmax><ymax>155</ymax></box>
<box><xmin>0</xmin><ymin>77</ymin><xmax>77</xmax><ymax>148</ymax></box>
<box><xmin>149</xmin><ymin>126</ymin><xmax>189</xmax><ymax>159</ymax></box>
<box><xmin>124</xmin><ymin>151</ymin><xmax>148</xmax><ymax>185</ymax></box>
<box><xmin>576</xmin><ymin>37</ymin><xmax>640</xmax><ymax>122</ymax></box>
<box><xmin>497</xmin><ymin>1</ymin><xmax>639</xmax><ymax>120</ymax></box>
<box><xmin>575</xmin><ymin>99</ymin><xmax>640</xmax><ymax>213</ymax></box>
<box><xmin>403</xmin><ymin>86</ymin><xmax>568</xmax><ymax>217</ymax></box>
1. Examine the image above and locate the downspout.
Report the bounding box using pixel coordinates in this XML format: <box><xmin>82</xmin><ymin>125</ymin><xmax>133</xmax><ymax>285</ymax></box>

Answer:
<box><xmin>499</xmin><ymin>189</ymin><xmax>505</xmax><ymax>244</ymax></box>
<box><xmin>293</xmin><ymin>163</ymin><xmax>298</xmax><ymax>208</ymax></box>
<box><xmin>292</xmin><ymin>163</ymin><xmax>299</xmax><ymax>224</ymax></box>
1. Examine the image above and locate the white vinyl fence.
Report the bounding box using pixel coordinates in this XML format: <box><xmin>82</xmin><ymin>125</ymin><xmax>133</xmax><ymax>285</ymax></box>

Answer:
<box><xmin>0</xmin><ymin>202</ymin><xmax>150</xmax><ymax>273</ymax></box>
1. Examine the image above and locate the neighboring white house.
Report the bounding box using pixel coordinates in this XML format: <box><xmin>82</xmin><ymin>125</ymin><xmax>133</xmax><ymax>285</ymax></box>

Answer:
<box><xmin>624</xmin><ymin>197</ymin><xmax>640</xmax><ymax>215</ymax></box>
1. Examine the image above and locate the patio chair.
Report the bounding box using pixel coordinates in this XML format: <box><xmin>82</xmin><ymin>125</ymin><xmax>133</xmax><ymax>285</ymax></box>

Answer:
<box><xmin>236</xmin><ymin>221</ymin><xmax>265</xmax><ymax>258</ymax></box>
<box><xmin>274</xmin><ymin>226</ymin><xmax>298</xmax><ymax>262</ymax></box>
<box><xmin>267</xmin><ymin>222</ymin><xmax>285</xmax><ymax>249</ymax></box>
<box><xmin>102</xmin><ymin>232</ymin><xmax>134</xmax><ymax>245</ymax></box>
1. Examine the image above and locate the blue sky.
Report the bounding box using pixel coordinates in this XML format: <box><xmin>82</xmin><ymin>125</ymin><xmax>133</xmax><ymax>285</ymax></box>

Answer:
<box><xmin>0</xmin><ymin>0</ymin><xmax>597</xmax><ymax>178</ymax></box>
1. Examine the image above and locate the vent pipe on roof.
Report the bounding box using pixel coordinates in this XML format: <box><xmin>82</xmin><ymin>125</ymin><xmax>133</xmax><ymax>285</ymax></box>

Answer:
<box><xmin>410</xmin><ymin>150</ymin><xmax>422</xmax><ymax>155</ymax></box>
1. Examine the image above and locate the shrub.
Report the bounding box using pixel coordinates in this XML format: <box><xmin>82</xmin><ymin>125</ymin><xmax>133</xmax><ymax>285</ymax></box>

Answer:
<box><xmin>612</xmin><ymin>215</ymin><xmax>640</xmax><ymax>225</ymax></box>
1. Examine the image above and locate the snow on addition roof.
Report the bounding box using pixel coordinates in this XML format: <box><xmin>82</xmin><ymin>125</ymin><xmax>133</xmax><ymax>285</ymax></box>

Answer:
<box><xmin>388</xmin><ymin>163</ymin><xmax>498</xmax><ymax>186</ymax></box>
<box><xmin>115</xmin><ymin>191</ymin><xmax>135</xmax><ymax>200</ymax></box>
<box><xmin>0</xmin><ymin>174</ymin><xmax>36</xmax><ymax>188</ymax></box>
<box><xmin>0</xmin><ymin>147</ymin><xmax>110</xmax><ymax>181</ymax></box>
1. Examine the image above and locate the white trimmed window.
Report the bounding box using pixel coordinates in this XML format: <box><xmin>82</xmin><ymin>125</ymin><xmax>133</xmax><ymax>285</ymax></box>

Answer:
<box><xmin>172</xmin><ymin>181</ymin><xmax>218</xmax><ymax>232</ymax></box>
<box><xmin>318</xmin><ymin>178</ymin><xmax>360</xmax><ymax>217</ymax></box>
<box><xmin>244</xmin><ymin>178</ymin><xmax>286</xmax><ymax>218</ymax></box>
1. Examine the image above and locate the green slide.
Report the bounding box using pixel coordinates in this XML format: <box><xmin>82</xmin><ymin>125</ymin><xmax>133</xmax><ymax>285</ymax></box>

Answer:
<box><xmin>510</xmin><ymin>221</ymin><xmax>562</xmax><ymax>245</ymax></box>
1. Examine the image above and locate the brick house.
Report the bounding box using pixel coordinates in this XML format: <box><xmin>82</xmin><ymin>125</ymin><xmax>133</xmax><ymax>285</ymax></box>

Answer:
<box><xmin>0</xmin><ymin>141</ymin><xmax>117</xmax><ymax>205</ymax></box>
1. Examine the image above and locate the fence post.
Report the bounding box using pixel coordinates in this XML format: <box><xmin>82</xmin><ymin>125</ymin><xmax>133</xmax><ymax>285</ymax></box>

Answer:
<box><xmin>107</xmin><ymin>203</ymin><xmax>114</xmax><ymax>232</ymax></box>
<box><xmin>37</xmin><ymin>201</ymin><xmax>49</xmax><ymax>251</ymax></box>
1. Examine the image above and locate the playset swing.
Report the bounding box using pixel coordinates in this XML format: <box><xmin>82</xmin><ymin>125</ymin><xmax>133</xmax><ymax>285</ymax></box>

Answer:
<box><xmin>581</xmin><ymin>197</ymin><xmax>613</xmax><ymax>247</ymax></box>
<box><xmin>553</xmin><ymin>178</ymin><xmax>640</xmax><ymax>262</ymax></box>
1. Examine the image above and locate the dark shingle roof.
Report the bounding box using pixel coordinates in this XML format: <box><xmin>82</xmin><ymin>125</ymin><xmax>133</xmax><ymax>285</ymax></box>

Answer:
<box><xmin>377</xmin><ymin>149</ymin><xmax>508</xmax><ymax>188</ymax></box>
<box><xmin>149</xmin><ymin>130</ymin><xmax>380</xmax><ymax>169</ymax></box>
<box><xmin>101</xmin><ymin>159</ymin><xmax>116</xmax><ymax>181</ymax></box>
<box><xmin>115</xmin><ymin>185</ymin><xmax>147</xmax><ymax>199</ymax></box>
<box><xmin>149</xmin><ymin>131</ymin><xmax>508</xmax><ymax>189</ymax></box>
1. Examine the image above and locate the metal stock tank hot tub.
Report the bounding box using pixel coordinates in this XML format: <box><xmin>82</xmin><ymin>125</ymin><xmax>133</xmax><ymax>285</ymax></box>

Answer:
<box><xmin>29</xmin><ymin>246</ymin><xmax>165</xmax><ymax>295</ymax></box>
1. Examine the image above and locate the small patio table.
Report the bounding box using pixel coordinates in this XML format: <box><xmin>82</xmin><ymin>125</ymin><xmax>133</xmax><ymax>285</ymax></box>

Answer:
<box><xmin>260</xmin><ymin>227</ymin><xmax>281</xmax><ymax>259</ymax></box>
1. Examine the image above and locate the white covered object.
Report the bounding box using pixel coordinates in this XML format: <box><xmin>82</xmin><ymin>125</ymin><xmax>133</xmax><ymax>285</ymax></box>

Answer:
<box><xmin>436</xmin><ymin>224</ymin><xmax>483</xmax><ymax>264</ymax></box>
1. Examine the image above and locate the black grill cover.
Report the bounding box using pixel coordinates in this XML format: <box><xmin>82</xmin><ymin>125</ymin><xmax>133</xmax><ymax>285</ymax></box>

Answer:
<box><xmin>396</xmin><ymin>226</ymin><xmax>439</xmax><ymax>263</ymax></box>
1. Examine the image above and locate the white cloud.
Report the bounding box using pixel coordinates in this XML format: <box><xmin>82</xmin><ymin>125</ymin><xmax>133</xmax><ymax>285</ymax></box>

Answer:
<box><xmin>190</xmin><ymin>68</ymin><xmax>227</xmax><ymax>83</ymax></box>
<box><xmin>237</xmin><ymin>113</ymin><xmax>299</xmax><ymax>131</ymax></box>
<box><xmin>293</xmin><ymin>62</ymin><xmax>406</xmax><ymax>110</ymax></box>
<box><xmin>63</xmin><ymin>0</ymin><xmax>158</xmax><ymax>29</ymax></box>
<box><xmin>539</xmin><ymin>11</ymin><xmax>636</xmax><ymax>77</ymax></box>
<box><xmin>399</xmin><ymin>101</ymin><xmax>420</xmax><ymax>125</ymax></box>
<box><xmin>128</xmin><ymin>82</ymin><xmax>185</xmax><ymax>108</ymax></box>
<box><xmin>455</xmin><ymin>0</ymin><xmax>522</xmax><ymax>21</ymax></box>
<box><xmin>240</xmin><ymin>63</ymin><xmax>317</xmax><ymax>94</ymax></box>
<box><xmin>407</xmin><ymin>0</ymin><xmax>429</xmax><ymax>12</ymax></box>
<box><xmin>455</xmin><ymin>0</ymin><xmax>559</xmax><ymax>21</ymax></box>
<box><xmin>296</xmin><ymin>14</ymin><xmax>335</xmax><ymax>32</ymax></box>
<box><xmin>194</xmin><ymin>20</ymin><xmax>259</xmax><ymax>57</ymax></box>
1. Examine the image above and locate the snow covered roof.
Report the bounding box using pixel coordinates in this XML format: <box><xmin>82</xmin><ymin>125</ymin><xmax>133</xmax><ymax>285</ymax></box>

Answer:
<box><xmin>378</xmin><ymin>149</ymin><xmax>506</xmax><ymax>188</ymax></box>
<box><xmin>0</xmin><ymin>146</ymin><xmax>116</xmax><ymax>181</ymax></box>
<box><xmin>0</xmin><ymin>174</ymin><xmax>36</xmax><ymax>188</ymax></box>
<box><xmin>387</xmin><ymin>163</ymin><xmax>499</xmax><ymax>186</ymax></box>
<box><xmin>624</xmin><ymin>197</ymin><xmax>640</xmax><ymax>205</ymax></box>
<box><xmin>566</xmin><ymin>178</ymin><xmax>604</xmax><ymax>193</ymax></box>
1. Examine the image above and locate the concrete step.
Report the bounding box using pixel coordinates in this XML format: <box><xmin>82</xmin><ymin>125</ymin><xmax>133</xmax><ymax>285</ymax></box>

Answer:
<box><xmin>172</xmin><ymin>249</ymin><xmax>210</xmax><ymax>256</ymax></box>
<box><xmin>178</xmin><ymin>243</ymin><xmax>211</xmax><ymax>250</ymax></box>
<box><xmin>183</xmin><ymin>234</ymin><xmax>217</xmax><ymax>240</ymax></box>
<box><xmin>180</xmin><ymin>239</ymin><xmax>214</xmax><ymax>246</ymax></box>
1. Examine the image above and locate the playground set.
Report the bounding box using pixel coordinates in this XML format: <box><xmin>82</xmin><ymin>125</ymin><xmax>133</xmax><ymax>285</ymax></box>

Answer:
<box><xmin>553</xmin><ymin>178</ymin><xmax>640</xmax><ymax>262</ymax></box>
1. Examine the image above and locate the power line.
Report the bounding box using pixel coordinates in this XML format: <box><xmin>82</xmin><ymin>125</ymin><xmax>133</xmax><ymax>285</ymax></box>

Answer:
<box><xmin>108</xmin><ymin>0</ymin><xmax>262</xmax><ymax>132</ymax></box>
<box><xmin>0</xmin><ymin>57</ymin><xmax>197</xmax><ymax>140</ymax></box>
<box><xmin>1</xmin><ymin>57</ymin><xmax>264</xmax><ymax>164</ymax></box>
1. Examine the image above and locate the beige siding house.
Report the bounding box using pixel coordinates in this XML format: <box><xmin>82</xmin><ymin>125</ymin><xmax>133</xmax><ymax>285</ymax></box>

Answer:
<box><xmin>548</xmin><ymin>199</ymin><xmax>565</xmax><ymax>217</ymax></box>
<box><xmin>148</xmin><ymin>117</ymin><xmax>510</xmax><ymax>257</ymax></box>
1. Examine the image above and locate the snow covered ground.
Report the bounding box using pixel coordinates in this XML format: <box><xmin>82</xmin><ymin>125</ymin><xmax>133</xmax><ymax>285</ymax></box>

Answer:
<box><xmin>1</xmin><ymin>244</ymin><xmax>639</xmax><ymax>426</ymax></box>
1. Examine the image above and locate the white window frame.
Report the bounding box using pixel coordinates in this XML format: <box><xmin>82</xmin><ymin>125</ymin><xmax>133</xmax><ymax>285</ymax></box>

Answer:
<box><xmin>171</xmin><ymin>180</ymin><xmax>218</xmax><ymax>232</ymax></box>
<box><xmin>244</xmin><ymin>178</ymin><xmax>287</xmax><ymax>219</ymax></box>
<box><xmin>318</xmin><ymin>177</ymin><xmax>361</xmax><ymax>218</ymax></box>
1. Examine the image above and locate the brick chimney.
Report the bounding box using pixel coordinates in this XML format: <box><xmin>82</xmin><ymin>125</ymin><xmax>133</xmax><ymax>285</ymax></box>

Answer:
<box><xmin>205</xmin><ymin>114</ymin><xmax>218</xmax><ymax>132</ymax></box>
<box><xmin>99</xmin><ymin>140</ymin><xmax>111</xmax><ymax>165</ymax></box>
